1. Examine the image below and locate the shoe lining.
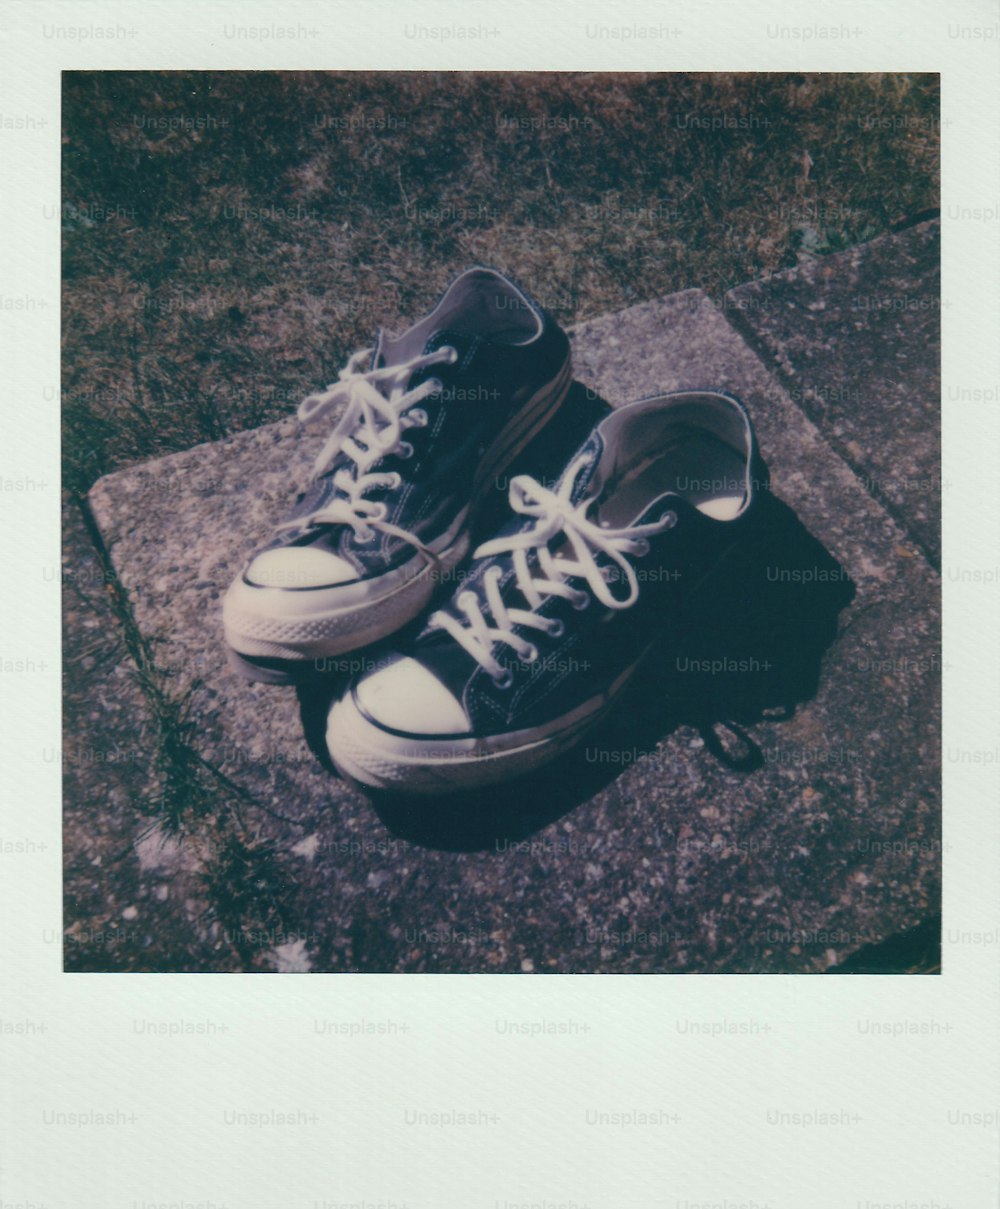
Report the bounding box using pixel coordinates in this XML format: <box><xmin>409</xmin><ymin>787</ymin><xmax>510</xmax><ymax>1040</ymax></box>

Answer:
<box><xmin>597</xmin><ymin>431</ymin><xmax>748</xmax><ymax>526</ymax></box>
<box><xmin>384</xmin><ymin>269</ymin><xmax>541</xmax><ymax>362</ymax></box>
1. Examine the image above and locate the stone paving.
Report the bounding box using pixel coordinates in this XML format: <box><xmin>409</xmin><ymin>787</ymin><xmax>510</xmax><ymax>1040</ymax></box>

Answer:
<box><xmin>726</xmin><ymin>219</ymin><xmax>940</xmax><ymax>563</ymax></box>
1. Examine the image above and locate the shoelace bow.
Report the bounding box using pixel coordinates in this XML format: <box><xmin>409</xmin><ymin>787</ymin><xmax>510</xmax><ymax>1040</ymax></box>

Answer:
<box><xmin>429</xmin><ymin>454</ymin><xmax>676</xmax><ymax>685</ymax></box>
<box><xmin>276</xmin><ymin>344</ymin><xmax>458</xmax><ymax>553</ymax></box>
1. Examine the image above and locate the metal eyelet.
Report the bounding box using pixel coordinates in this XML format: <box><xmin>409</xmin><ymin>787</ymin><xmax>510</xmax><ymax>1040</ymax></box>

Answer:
<box><xmin>409</xmin><ymin>408</ymin><xmax>428</xmax><ymax>427</ymax></box>
<box><xmin>633</xmin><ymin>538</ymin><xmax>650</xmax><ymax>557</ymax></box>
<box><xmin>520</xmin><ymin>644</ymin><xmax>539</xmax><ymax>663</ymax></box>
<box><xmin>548</xmin><ymin>619</ymin><xmax>565</xmax><ymax>638</ymax></box>
<box><xmin>397</xmin><ymin>441</ymin><xmax>414</xmax><ymax>459</ymax></box>
<box><xmin>660</xmin><ymin>511</ymin><xmax>678</xmax><ymax>530</ymax></box>
<box><xmin>493</xmin><ymin>668</ymin><xmax>514</xmax><ymax>689</ymax></box>
<box><xmin>353</xmin><ymin>529</ymin><xmax>375</xmax><ymax>545</ymax></box>
<box><xmin>387</xmin><ymin>473</ymin><xmax>402</xmax><ymax>490</ymax></box>
<box><xmin>427</xmin><ymin>379</ymin><xmax>444</xmax><ymax>396</ymax></box>
<box><xmin>444</xmin><ymin>346</ymin><xmax>459</xmax><ymax>364</ymax></box>
<box><xmin>571</xmin><ymin>591</ymin><xmax>591</xmax><ymax>611</ymax></box>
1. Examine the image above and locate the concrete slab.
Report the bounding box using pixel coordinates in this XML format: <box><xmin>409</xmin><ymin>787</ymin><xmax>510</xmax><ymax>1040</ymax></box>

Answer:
<box><xmin>85</xmin><ymin>290</ymin><xmax>940</xmax><ymax>973</ymax></box>
<box><xmin>725</xmin><ymin>219</ymin><xmax>940</xmax><ymax>563</ymax></box>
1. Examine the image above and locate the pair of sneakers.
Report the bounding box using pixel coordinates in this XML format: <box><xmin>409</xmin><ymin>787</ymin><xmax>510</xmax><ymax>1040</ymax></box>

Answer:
<box><xmin>222</xmin><ymin>268</ymin><xmax>769</xmax><ymax>794</ymax></box>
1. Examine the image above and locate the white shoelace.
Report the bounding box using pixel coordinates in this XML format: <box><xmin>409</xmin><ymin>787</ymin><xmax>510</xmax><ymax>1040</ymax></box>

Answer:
<box><xmin>430</xmin><ymin>454</ymin><xmax>677</xmax><ymax>685</ymax></box>
<box><xmin>276</xmin><ymin>344</ymin><xmax>458</xmax><ymax>550</ymax></box>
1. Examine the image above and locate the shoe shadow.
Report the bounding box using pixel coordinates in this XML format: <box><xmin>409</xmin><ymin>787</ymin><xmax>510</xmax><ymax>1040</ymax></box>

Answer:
<box><xmin>296</xmin><ymin>385</ymin><xmax>856</xmax><ymax>853</ymax></box>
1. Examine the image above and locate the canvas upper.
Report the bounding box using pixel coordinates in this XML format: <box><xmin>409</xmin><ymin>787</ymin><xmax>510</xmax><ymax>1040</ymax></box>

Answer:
<box><xmin>346</xmin><ymin>391</ymin><xmax>770</xmax><ymax>739</ymax></box>
<box><xmin>245</xmin><ymin>269</ymin><xmax>571</xmax><ymax>588</ymax></box>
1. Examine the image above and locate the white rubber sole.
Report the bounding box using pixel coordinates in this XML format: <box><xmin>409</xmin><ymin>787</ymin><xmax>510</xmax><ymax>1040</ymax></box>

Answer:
<box><xmin>223</xmin><ymin>358</ymin><xmax>573</xmax><ymax>682</ymax></box>
<box><xmin>327</xmin><ymin>653</ymin><xmax>645</xmax><ymax>794</ymax></box>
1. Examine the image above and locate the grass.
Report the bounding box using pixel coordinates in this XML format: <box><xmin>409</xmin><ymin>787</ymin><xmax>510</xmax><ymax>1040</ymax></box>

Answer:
<box><xmin>65</xmin><ymin>503</ymin><xmax>306</xmax><ymax>971</ymax></box>
<box><xmin>62</xmin><ymin>70</ymin><xmax>939</xmax><ymax>496</ymax></box>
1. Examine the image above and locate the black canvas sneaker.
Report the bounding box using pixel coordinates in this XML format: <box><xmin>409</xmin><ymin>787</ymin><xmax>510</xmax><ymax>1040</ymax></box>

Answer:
<box><xmin>223</xmin><ymin>268</ymin><xmax>572</xmax><ymax>681</ymax></box>
<box><xmin>326</xmin><ymin>390</ymin><xmax>770</xmax><ymax>792</ymax></box>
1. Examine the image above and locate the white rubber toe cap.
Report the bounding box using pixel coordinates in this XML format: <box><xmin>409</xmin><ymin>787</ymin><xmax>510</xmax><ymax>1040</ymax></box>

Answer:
<box><xmin>355</xmin><ymin>657</ymin><xmax>470</xmax><ymax>735</ymax></box>
<box><xmin>245</xmin><ymin>546</ymin><xmax>359</xmax><ymax>589</ymax></box>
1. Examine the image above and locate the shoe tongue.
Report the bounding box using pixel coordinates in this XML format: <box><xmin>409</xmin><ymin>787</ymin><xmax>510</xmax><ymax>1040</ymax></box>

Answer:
<box><xmin>372</xmin><ymin>328</ymin><xmax>483</xmax><ymax>385</ymax></box>
<box><xmin>421</xmin><ymin>328</ymin><xmax>483</xmax><ymax>364</ymax></box>
<box><xmin>563</xmin><ymin>432</ymin><xmax>604</xmax><ymax>505</ymax></box>
<box><xmin>416</xmin><ymin>432</ymin><xmax>606</xmax><ymax>667</ymax></box>
<box><xmin>367</xmin><ymin>328</ymin><xmax>481</xmax><ymax>406</ymax></box>
<box><xmin>378</xmin><ymin>325</ymin><xmax>486</xmax><ymax>366</ymax></box>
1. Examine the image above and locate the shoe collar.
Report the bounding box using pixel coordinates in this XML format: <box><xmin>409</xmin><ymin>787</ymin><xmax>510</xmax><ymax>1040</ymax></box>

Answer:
<box><xmin>585</xmin><ymin>390</ymin><xmax>762</xmax><ymax>522</ymax></box>
<box><xmin>376</xmin><ymin>266</ymin><xmax>546</xmax><ymax>366</ymax></box>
